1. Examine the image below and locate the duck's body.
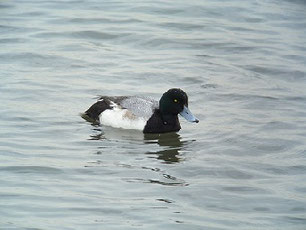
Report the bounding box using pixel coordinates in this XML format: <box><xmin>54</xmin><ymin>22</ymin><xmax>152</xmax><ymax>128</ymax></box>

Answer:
<box><xmin>83</xmin><ymin>88</ymin><xmax>199</xmax><ymax>133</ymax></box>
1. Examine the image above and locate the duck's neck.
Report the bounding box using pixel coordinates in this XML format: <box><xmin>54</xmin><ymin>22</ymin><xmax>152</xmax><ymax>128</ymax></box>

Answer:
<box><xmin>160</xmin><ymin>113</ymin><xmax>178</xmax><ymax>126</ymax></box>
<box><xmin>143</xmin><ymin>110</ymin><xmax>181</xmax><ymax>133</ymax></box>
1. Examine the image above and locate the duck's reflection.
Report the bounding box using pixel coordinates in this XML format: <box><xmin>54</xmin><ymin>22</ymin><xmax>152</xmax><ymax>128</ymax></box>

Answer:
<box><xmin>144</xmin><ymin>132</ymin><xmax>183</xmax><ymax>164</ymax></box>
<box><xmin>88</xmin><ymin>126</ymin><xmax>188</xmax><ymax>164</ymax></box>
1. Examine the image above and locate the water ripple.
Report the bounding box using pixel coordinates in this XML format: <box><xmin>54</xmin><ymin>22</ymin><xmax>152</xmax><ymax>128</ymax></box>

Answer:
<box><xmin>0</xmin><ymin>166</ymin><xmax>63</xmax><ymax>174</ymax></box>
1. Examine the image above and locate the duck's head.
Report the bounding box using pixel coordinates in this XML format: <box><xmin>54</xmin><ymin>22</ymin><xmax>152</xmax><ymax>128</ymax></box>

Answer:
<box><xmin>159</xmin><ymin>88</ymin><xmax>199</xmax><ymax>123</ymax></box>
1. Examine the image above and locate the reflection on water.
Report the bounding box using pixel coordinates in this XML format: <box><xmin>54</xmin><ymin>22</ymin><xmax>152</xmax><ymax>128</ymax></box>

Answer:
<box><xmin>88</xmin><ymin>126</ymin><xmax>105</xmax><ymax>140</ymax></box>
<box><xmin>88</xmin><ymin>126</ymin><xmax>186</xmax><ymax>164</ymax></box>
<box><xmin>144</xmin><ymin>132</ymin><xmax>184</xmax><ymax>164</ymax></box>
<box><xmin>86</xmin><ymin>128</ymin><xmax>189</xmax><ymax>186</ymax></box>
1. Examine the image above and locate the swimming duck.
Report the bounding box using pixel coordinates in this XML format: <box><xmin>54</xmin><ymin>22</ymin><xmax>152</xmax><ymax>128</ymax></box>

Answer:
<box><xmin>83</xmin><ymin>88</ymin><xmax>199</xmax><ymax>133</ymax></box>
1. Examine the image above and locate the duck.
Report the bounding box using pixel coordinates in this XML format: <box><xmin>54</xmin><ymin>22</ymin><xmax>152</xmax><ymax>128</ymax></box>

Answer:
<box><xmin>82</xmin><ymin>88</ymin><xmax>199</xmax><ymax>133</ymax></box>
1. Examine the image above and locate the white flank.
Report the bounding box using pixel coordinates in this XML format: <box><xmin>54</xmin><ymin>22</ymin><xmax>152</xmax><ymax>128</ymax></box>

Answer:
<box><xmin>99</xmin><ymin>104</ymin><xmax>147</xmax><ymax>131</ymax></box>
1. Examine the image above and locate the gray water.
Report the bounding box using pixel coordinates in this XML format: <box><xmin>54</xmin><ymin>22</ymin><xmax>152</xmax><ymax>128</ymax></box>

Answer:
<box><xmin>1</xmin><ymin>0</ymin><xmax>306</xmax><ymax>229</ymax></box>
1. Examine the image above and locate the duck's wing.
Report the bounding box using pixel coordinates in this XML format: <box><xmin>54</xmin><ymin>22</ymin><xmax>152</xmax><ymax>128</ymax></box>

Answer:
<box><xmin>117</xmin><ymin>96</ymin><xmax>158</xmax><ymax>120</ymax></box>
<box><xmin>84</xmin><ymin>96</ymin><xmax>158</xmax><ymax>123</ymax></box>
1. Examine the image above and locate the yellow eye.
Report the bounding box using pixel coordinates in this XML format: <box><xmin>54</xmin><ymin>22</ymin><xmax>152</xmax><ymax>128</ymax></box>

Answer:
<box><xmin>174</xmin><ymin>99</ymin><xmax>178</xmax><ymax>103</ymax></box>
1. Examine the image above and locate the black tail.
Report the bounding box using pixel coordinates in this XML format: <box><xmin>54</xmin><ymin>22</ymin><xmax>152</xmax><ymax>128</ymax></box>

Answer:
<box><xmin>82</xmin><ymin>99</ymin><xmax>111</xmax><ymax>123</ymax></box>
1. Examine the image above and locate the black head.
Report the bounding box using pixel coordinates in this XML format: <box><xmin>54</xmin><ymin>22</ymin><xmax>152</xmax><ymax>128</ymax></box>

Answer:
<box><xmin>159</xmin><ymin>88</ymin><xmax>199</xmax><ymax>123</ymax></box>
<box><xmin>159</xmin><ymin>88</ymin><xmax>188</xmax><ymax>115</ymax></box>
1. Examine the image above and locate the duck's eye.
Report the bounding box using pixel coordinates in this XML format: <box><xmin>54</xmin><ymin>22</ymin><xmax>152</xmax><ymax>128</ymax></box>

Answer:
<box><xmin>174</xmin><ymin>99</ymin><xmax>178</xmax><ymax>103</ymax></box>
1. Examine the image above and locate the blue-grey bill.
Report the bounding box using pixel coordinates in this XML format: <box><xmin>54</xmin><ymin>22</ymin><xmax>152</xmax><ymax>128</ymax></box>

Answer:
<box><xmin>179</xmin><ymin>106</ymin><xmax>199</xmax><ymax>123</ymax></box>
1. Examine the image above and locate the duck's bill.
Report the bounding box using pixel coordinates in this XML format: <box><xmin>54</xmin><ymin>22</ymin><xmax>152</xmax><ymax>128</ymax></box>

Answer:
<box><xmin>179</xmin><ymin>106</ymin><xmax>199</xmax><ymax>123</ymax></box>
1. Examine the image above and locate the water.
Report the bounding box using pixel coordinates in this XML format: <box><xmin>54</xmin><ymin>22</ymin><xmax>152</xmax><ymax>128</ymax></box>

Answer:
<box><xmin>1</xmin><ymin>0</ymin><xmax>306</xmax><ymax>229</ymax></box>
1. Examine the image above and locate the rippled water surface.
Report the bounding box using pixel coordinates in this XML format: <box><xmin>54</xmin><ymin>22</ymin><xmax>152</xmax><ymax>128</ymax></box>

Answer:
<box><xmin>1</xmin><ymin>0</ymin><xmax>306</xmax><ymax>229</ymax></box>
